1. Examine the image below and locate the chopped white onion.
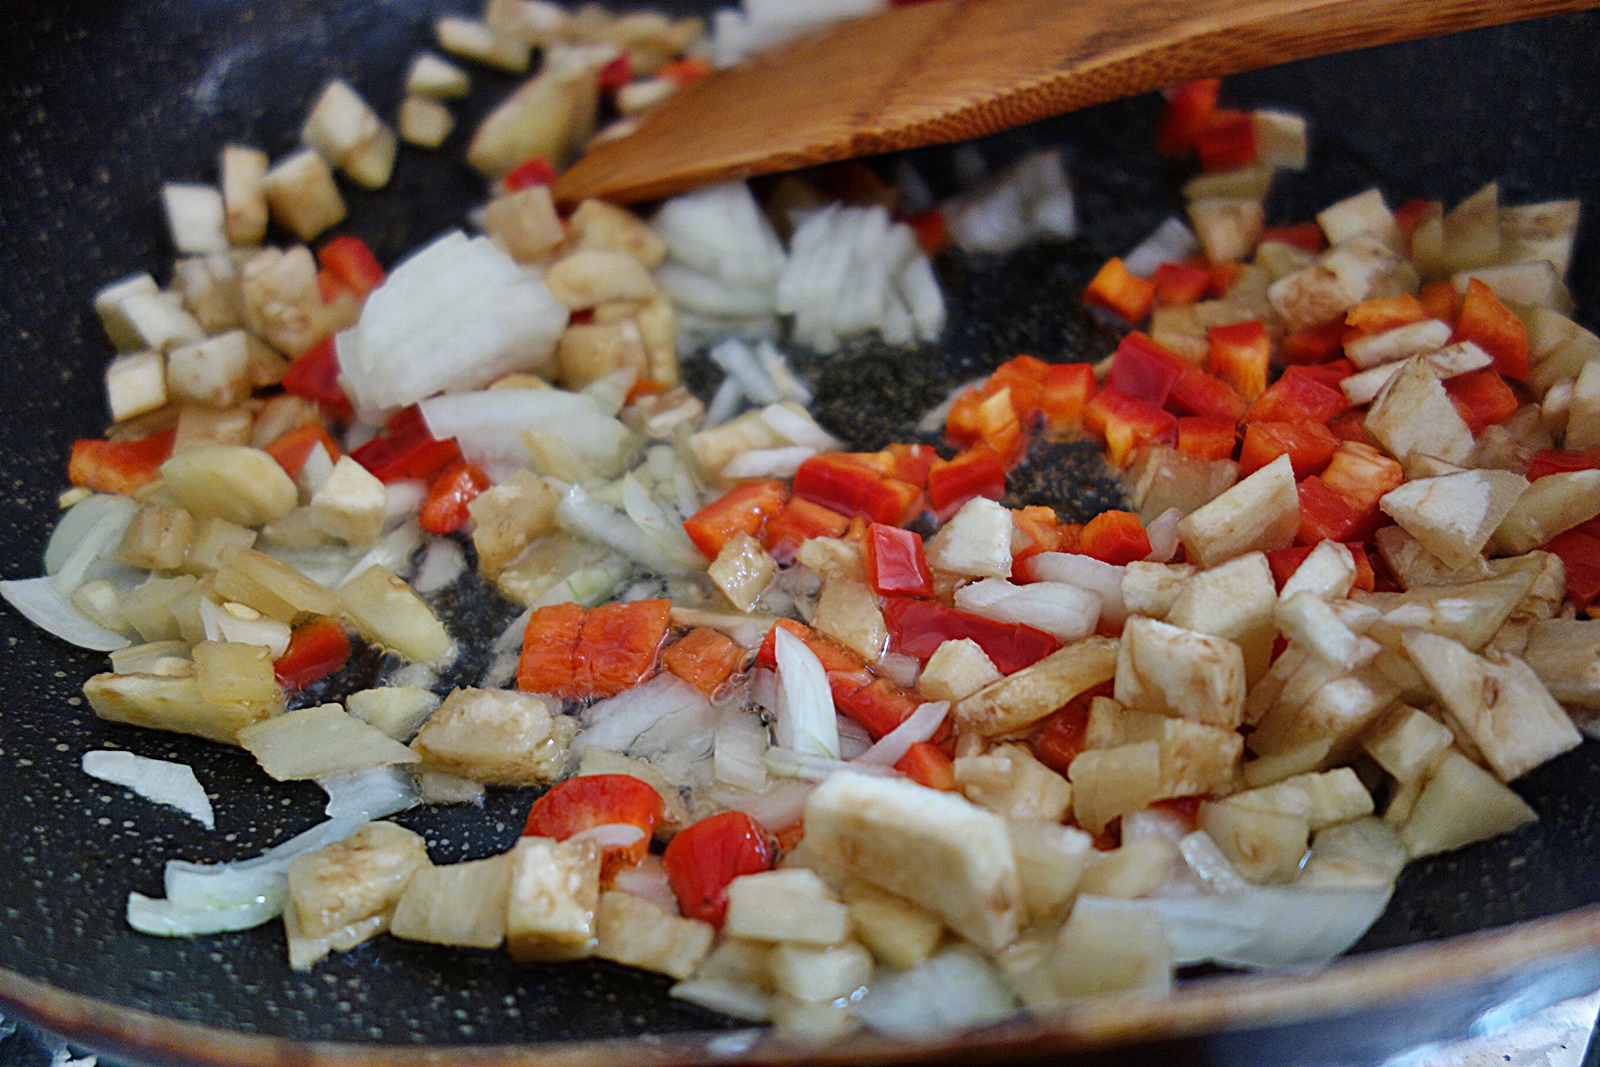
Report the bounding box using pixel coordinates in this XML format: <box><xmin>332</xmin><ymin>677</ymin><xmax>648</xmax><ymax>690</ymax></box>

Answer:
<box><xmin>48</xmin><ymin>493</ymin><xmax>139</xmax><ymax>595</ymax></box>
<box><xmin>773</xmin><ymin>627</ymin><xmax>839</xmax><ymax>759</ymax></box>
<box><xmin>765</xmin><ymin>748</ymin><xmax>896</xmax><ymax>782</ymax></box>
<box><xmin>198</xmin><ymin>598</ymin><xmax>291</xmax><ymax>657</ymax></box>
<box><xmin>621</xmin><ymin>474</ymin><xmax>705</xmax><ymax>570</ymax></box>
<box><xmin>719</xmin><ymin>777</ymin><xmax>814</xmax><ymax>832</ymax></box>
<box><xmin>559</xmin><ymin>483</ymin><xmax>696</xmax><ymax>576</ymax></box>
<box><xmin>875</xmin><ymin>650</ymin><xmax>921</xmax><ymax>689</ymax></box>
<box><xmin>1026</xmin><ymin>551</ymin><xmax>1127</xmax><ymax>625</ymax></box>
<box><xmin>855</xmin><ymin>701</ymin><xmax>948</xmax><ymax>768</ymax></box>
<box><xmin>1145</xmin><ymin>507</ymin><xmax>1184</xmax><ymax>562</ymax></box>
<box><xmin>567</xmin><ymin>822</ymin><xmax>648</xmax><ymax>849</ymax></box>
<box><xmin>709</xmin><ymin>338</ymin><xmax>782</xmax><ymax>405</ymax></box>
<box><xmin>82</xmin><ymin>750</ymin><xmax>214</xmax><ymax>829</ymax></box>
<box><xmin>0</xmin><ymin>576</ymin><xmax>130</xmax><ymax>651</ymax></box>
<box><xmin>754</xmin><ymin>342</ymin><xmax>812</xmax><ymax>405</ymax></box>
<box><xmin>412</xmin><ymin>536</ymin><xmax>467</xmax><ymax>594</ymax></box>
<box><xmin>338</xmin><ymin>522</ymin><xmax>422</xmax><ymax>587</ymax></box>
<box><xmin>853</xmin><ymin>945</ymin><xmax>1017</xmax><ymax>1039</ymax></box>
<box><xmin>718</xmin><ymin>446</ymin><xmax>817</xmax><ymax>480</ymax></box>
<box><xmin>953</xmin><ymin>578</ymin><xmax>1101</xmax><ymax>641</ymax></box>
<box><xmin>318</xmin><ymin>765</ymin><xmax>419</xmax><ymax>821</ymax></box>
<box><xmin>836</xmin><ymin>714</ymin><xmax>873</xmax><ymax>760</ymax></box>
<box><xmin>420</xmin><ymin>389</ymin><xmax>633</xmax><ymax>482</ymax></box>
<box><xmin>1122</xmin><ymin>217</ymin><xmax>1201</xmax><ymax>278</ymax></box>
<box><xmin>757</xmin><ymin>403</ymin><xmax>840</xmax><ymax>449</ymax></box>
<box><xmin>714</xmin><ymin>705</ymin><xmax>771</xmax><ymax>793</ymax></box>
<box><xmin>577</xmin><ymin>674</ymin><xmax>714</xmax><ymax>757</ymax></box>
<box><xmin>383</xmin><ymin>480</ymin><xmax>427</xmax><ymax>527</ymax></box>
<box><xmin>703</xmin><ymin>374</ymin><xmax>745</xmax><ymax>428</ymax></box>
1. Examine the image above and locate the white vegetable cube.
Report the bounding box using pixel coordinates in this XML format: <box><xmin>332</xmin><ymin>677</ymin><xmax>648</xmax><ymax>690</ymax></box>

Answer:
<box><xmin>1252</xmin><ymin>109</ymin><xmax>1308</xmax><ymax>170</ymax></box>
<box><xmin>409</xmin><ymin>686</ymin><xmax>574</xmax><ymax>786</ymax></box>
<box><xmin>1361</xmin><ymin>704</ymin><xmax>1454</xmax><ymax>783</ymax></box>
<box><xmin>212</xmin><ymin>545</ymin><xmax>339</xmax><ymax>622</ymax></box>
<box><xmin>1115</xmin><ymin>615</ymin><xmax>1246</xmax><ymax>728</ymax></box>
<box><xmin>1006</xmin><ymin>820</ymin><xmax>1092</xmax><ymax>924</ymax></box>
<box><xmin>804</xmin><ymin>774</ymin><xmax>1022</xmax><ymax>952</ymax></box>
<box><xmin>263</xmin><ymin>149</ymin><xmax>347</xmax><ymax>242</ymax></box>
<box><xmin>841</xmin><ymin>880</ymin><xmax>944</xmax><ymax>971</ymax></box>
<box><xmin>723</xmin><ymin>868</ymin><xmax>852</xmax><ymax>946</ymax></box>
<box><xmin>1165</xmin><ymin>551</ymin><xmax>1276</xmax><ymax>683</ymax></box>
<box><xmin>1563</xmin><ymin>359</ymin><xmax>1600</xmax><ymax>450</ymax></box>
<box><xmin>954</xmin><ymin>743</ymin><xmax>1072</xmax><ymax>823</ymax></box>
<box><xmin>118</xmin><ymin>505</ymin><xmax>195</xmax><ymax>572</ymax></box>
<box><xmin>1301</xmin><ymin>817</ymin><xmax>1408</xmax><ymax>888</ymax></box>
<box><xmin>594</xmin><ymin>890</ymin><xmax>714</xmax><ymax>979</ymax></box>
<box><xmin>344</xmin><ymin>685</ymin><xmax>441</xmax><ymax>741</ymax></box>
<box><xmin>1280</xmin><ymin>540</ymin><xmax>1357</xmax><ymax>601</ymax></box>
<box><xmin>162</xmin><ymin>183</ymin><xmax>228</xmax><ymax>255</ymax></box>
<box><xmin>1068</xmin><ymin>741</ymin><xmax>1162</xmax><ymax>836</ymax></box>
<box><xmin>1275</xmin><ymin>592</ymin><xmax>1377</xmax><ymax>671</ymax></box>
<box><xmin>286</xmin><ymin>821</ymin><xmax>429</xmax><ymax>939</ymax></box>
<box><xmin>1120</xmin><ymin>562</ymin><xmax>1196</xmax><ymax>620</ymax></box>
<box><xmin>166</xmin><ymin>330</ymin><xmax>252</xmax><ymax>409</ymax></box>
<box><xmin>1186</xmin><ymin>196</ymin><xmax>1264</xmax><ymax>263</ymax></box>
<box><xmin>435</xmin><ymin>16</ymin><xmax>530</xmax><ymax>73</ymax></box>
<box><xmin>237</xmin><ymin>703</ymin><xmax>420</xmax><ymax>780</ymax></box>
<box><xmin>301</xmin><ymin>79</ymin><xmax>396</xmax><ymax>189</ymax></box>
<box><xmin>485</xmin><ymin>185</ymin><xmax>567</xmax><ymax>263</ymax></box>
<box><xmin>1226</xmin><ymin>767</ymin><xmax>1374</xmax><ymax>831</ymax></box>
<box><xmin>118</xmin><ymin>290</ymin><xmax>206</xmax><ymax>353</ymax></box>
<box><xmin>390</xmin><ymin>850</ymin><xmax>515</xmax><ymax>949</ymax></box>
<box><xmin>811</xmin><ymin>570</ymin><xmax>888</xmax><ymax>663</ymax></box>
<box><xmin>568</xmin><ymin>199</ymin><xmax>668</xmax><ymax>270</ymax></box>
<box><xmin>1365</xmin><ymin>359</ymin><xmax>1476</xmax><ymax>468</ymax></box>
<box><xmin>1177</xmin><ymin>454</ymin><xmax>1299</xmax><ymax>568</ymax></box>
<box><xmin>1492</xmin><ymin>469</ymin><xmax>1600</xmax><ymax>555</ymax></box>
<box><xmin>557</xmin><ymin>320</ymin><xmax>650</xmax><ymax>390</ymax></box>
<box><xmin>769</xmin><ymin>940</ymin><xmax>873</xmax><ymax>1002</ymax></box>
<box><xmin>1522</xmin><ymin>619</ymin><xmax>1600</xmax><ymax>709</ymax></box>
<box><xmin>339</xmin><ymin>564</ymin><xmax>457</xmax><ymax>666</ymax></box>
<box><xmin>505</xmin><ymin>836</ymin><xmax>601</xmax><ymax>962</ymax></box>
<box><xmin>1052</xmin><ymin>901</ymin><xmax>1173</xmax><ymax>998</ymax></box>
<box><xmin>405</xmin><ymin>52</ymin><xmax>471</xmax><ymax>99</ymax></box>
<box><xmin>83</xmin><ymin>665</ymin><xmax>280</xmax><ymax>745</ymax></box>
<box><xmin>1317</xmin><ymin>187</ymin><xmax>1401</xmax><ymax>251</ymax></box>
<box><xmin>1076</xmin><ymin>835</ymin><xmax>1177</xmax><ymax>899</ymax></box>
<box><xmin>707</xmin><ymin>532</ymin><xmax>776</xmax><ymax>612</ymax></box>
<box><xmin>1199</xmin><ymin>798</ymin><xmax>1309</xmax><ymax>884</ymax></box>
<box><xmin>953</xmin><ymin>635</ymin><xmax>1119</xmax><ymax>737</ymax></box>
<box><xmin>105</xmin><ymin>351</ymin><xmax>167</xmax><ymax>422</ymax></box>
<box><xmin>160</xmin><ymin>445</ymin><xmax>298</xmax><ymax>527</ymax></box>
<box><xmin>1379</xmin><ymin>469</ymin><xmax>1529</xmax><ymax>570</ymax></box>
<box><xmin>308</xmin><ymin>455</ymin><xmax>387</xmax><ymax>546</ymax></box>
<box><xmin>926</xmin><ymin>496</ymin><xmax>1013</xmax><ymax>578</ymax></box>
<box><xmin>220</xmin><ymin>144</ymin><xmax>270</xmax><ymax>246</ymax></box>
<box><xmin>1400</xmin><ymin>751</ymin><xmax>1537</xmax><ymax>859</ymax></box>
<box><xmin>399</xmin><ymin>95</ymin><xmax>455</xmax><ymax>149</ymax></box>
<box><xmin>94</xmin><ymin>273</ymin><xmax>161</xmax><ymax>350</ymax></box>
<box><xmin>917</xmin><ymin>638</ymin><xmax>1001</xmax><ymax>703</ymax></box>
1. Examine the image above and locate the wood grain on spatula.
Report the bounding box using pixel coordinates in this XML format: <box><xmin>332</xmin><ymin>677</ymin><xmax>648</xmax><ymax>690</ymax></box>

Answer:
<box><xmin>552</xmin><ymin>0</ymin><xmax>1600</xmax><ymax>206</ymax></box>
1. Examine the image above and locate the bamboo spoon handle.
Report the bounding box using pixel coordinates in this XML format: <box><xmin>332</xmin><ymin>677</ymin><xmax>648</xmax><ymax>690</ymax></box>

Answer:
<box><xmin>552</xmin><ymin>0</ymin><xmax>1600</xmax><ymax>206</ymax></box>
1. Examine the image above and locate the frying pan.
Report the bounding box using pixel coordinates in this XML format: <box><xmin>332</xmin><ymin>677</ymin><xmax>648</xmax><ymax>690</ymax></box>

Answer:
<box><xmin>2</xmin><ymin>2</ymin><xmax>1600</xmax><ymax>1064</ymax></box>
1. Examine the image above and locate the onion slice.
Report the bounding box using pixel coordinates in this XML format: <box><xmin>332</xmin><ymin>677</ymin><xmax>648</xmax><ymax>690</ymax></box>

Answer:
<box><xmin>82</xmin><ymin>750</ymin><xmax>214</xmax><ymax>829</ymax></box>
<box><xmin>855</xmin><ymin>701</ymin><xmax>948</xmax><ymax>768</ymax></box>
<box><xmin>0</xmin><ymin>576</ymin><xmax>130</xmax><ymax>651</ymax></box>
<box><xmin>773</xmin><ymin>626</ymin><xmax>839</xmax><ymax>759</ymax></box>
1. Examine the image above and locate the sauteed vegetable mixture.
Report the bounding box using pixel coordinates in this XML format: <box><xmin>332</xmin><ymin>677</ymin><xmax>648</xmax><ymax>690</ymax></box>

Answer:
<box><xmin>7</xmin><ymin>0</ymin><xmax>1600</xmax><ymax>1044</ymax></box>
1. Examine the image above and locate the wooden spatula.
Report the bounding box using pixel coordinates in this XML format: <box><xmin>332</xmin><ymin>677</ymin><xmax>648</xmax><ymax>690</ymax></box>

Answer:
<box><xmin>552</xmin><ymin>0</ymin><xmax>1598</xmax><ymax>206</ymax></box>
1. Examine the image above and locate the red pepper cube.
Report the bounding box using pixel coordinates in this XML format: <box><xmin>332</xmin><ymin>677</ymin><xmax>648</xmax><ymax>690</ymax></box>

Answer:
<box><xmin>1295</xmin><ymin>475</ymin><xmax>1374</xmax><ymax>545</ymax></box>
<box><xmin>1320</xmin><ymin>441</ymin><xmax>1404</xmax><ymax>513</ymax></box>
<box><xmin>682</xmin><ymin>479</ymin><xmax>789</xmax><ymax>560</ymax></box>
<box><xmin>263</xmin><ymin>422</ymin><xmax>341</xmax><ymax>480</ymax></box>
<box><xmin>419</xmin><ymin>460</ymin><xmax>491</xmax><ymax>536</ymax></box>
<box><xmin>1083</xmin><ymin>387</ymin><xmax>1178</xmax><ymax>468</ymax></box>
<box><xmin>1038</xmin><ymin>363</ymin><xmax>1098</xmax><ymax>434</ymax></box>
<box><xmin>572</xmin><ymin>598</ymin><xmax>673</xmax><ymax>699</ymax></box>
<box><xmin>523</xmin><ymin>774</ymin><xmax>661</xmax><ymax>883</ymax></box>
<box><xmin>881</xmin><ymin>596</ymin><xmax>1061</xmax><ymax>675</ymax></box>
<box><xmin>1109</xmin><ymin>332</ymin><xmax>1189</xmax><ymax>407</ymax></box>
<box><xmin>1239</xmin><ymin>421</ymin><xmax>1340</xmax><ymax>479</ymax></box>
<box><xmin>517</xmin><ymin>602</ymin><xmax>586</xmax><ymax>697</ymax></box>
<box><xmin>316</xmin><ymin>235</ymin><xmax>385</xmax><ymax>298</ymax></box>
<box><xmin>1279</xmin><ymin>320</ymin><xmax>1347</xmax><ymax>366</ymax></box>
<box><xmin>887</xmin><ymin>442</ymin><xmax>937</xmax><ymax>488</ymax></box>
<box><xmin>1084</xmin><ymin>257</ymin><xmax>1155</xmax><ymax>324</ymax></box>
<box><xmin>1258</xmin><ymin>221</ymin><xmax>1325</xmax><ymax>253</ymax></box>
<box><xmin>988</xmin><ymin>355</ymin><xmax>1052</xmax><ymax>423</ymax></box>
<box><xmin>663</xmin><ymin>811</ymin><xmax>774</xmax><ymax>928</ymax></box>
<box><xmin>1445</xmin><ymin>367</ymin><xmax>1521</xmax><ymax>434</ymax></box>
<box><xmin>755</xmin><ymin>619</ymin><xmax>864</xmax><ymax>675</ymax></box>
<box><xmin>835</xmin><ymin>676</ymin><xmax>924</xmax><ymax>740</ymax></box>
<box><xmin>1194</xmin><ymin>108</ymin><xmax>1258</xmax><ymax>171</ymax></box>
<box><xmin>1544</xmin><ymin>530</ymin><xmax>1600</xmax><ymax>610</ymax></box>
<box><xmin>348</xmin><ymin>405</ymin><xmax>463</xmax><ymax>483</ymax></box>
<box><xmin>1155</xmin><ymin>78</ymin><xmax>1222</xmax><ymax>156</ymax></box>
<box><xmin>662</xmin><ymin>627</ymin><xmax>746</xmax><ymax>697</ymax></box>
<box><xmin>1031</xmin><ymin>699</ymin><xmax>1093</xmax><ymax>777</ymax></box>
<box><xmin>68</xmin><ymin>428</ymin><xmax>176</xmax><ymax>496</ymax></box>
<box><xmin>1168</xmin><ymin>366</ymin><xmax>1246</xmax><ymax>421</ymax></box>
<box><xmin>1420</xmin><ymin>279</ymin><xmax>1461</xmax><ymax>326</ymax></box>
<box><xmin>862</xmin><ymin>523</ymin><xmax>933</xmax><ymax>598</ymax></box>
<box><xmin>274</xmin><ymin>617</ymin><xmax>352</xmax><ymax>690</ymax></box>
<box><xmin>1078</xmin><ymin>510</ymin><xmax>1152</xmax><ymax>565</ymax></box>
<box><xmin>281</xmin><ymin>336</ymin><xmax>355</xmax><ymax>422</ymax></box>
<box><xmin>944</xmin><ymin>384</ymin><xmax>987</xmax><ymax>447</ymax></box>
<box><xmin>1344</xmin><ymin>293</ymin><xmax>1428</xmax><ymax>339</ymax></box>
<box><xmin>927</xmin><ymin>445</ymin><xmax>1007</xmax><ymax>515</ymax></box>
<box><xmin>895</xmin><ymin>742</ymin><xmax>956</xmax><ymax>790</ymax></box>
<box><xmin>1151</xmin><ymin>261</ymin><xmax>1211</xmax><ymax>306</ymax></box>
<box><xmin>1207</xmin><ymin>319</ymin><xmax>1271</xmax><ymax>401</ymax></box>
<box><xmin>1454</xmin><ymin>279</ymin><xmax>1530</xmax><ymax>381</ymax></box>
<box><xmin>1527</xmin><ymin>449</ymin><xmax>1600</xmax><ymax>481</ymax></box>
<box><xmin>503</xmin><ymin>155</ymin><xmax>558</xmax><ymax>191</ymax></box>
<box><xmin>1176</xmin><ymin>415</ymin><xmax>1238</xmax><ymax>461</ymax></box>
<box><xmin>1243</xmin><ymin>368</ymin><xmax>1348</xmax><ymax>425</ymax></box>
<box><xmin>760</xmin><ymin>497</ymin><xmax>851</xmax><ymax>562</ymax></box>
<box><xmin>974</xmin><ymin>387</ymin><xmax>1026</xmax><ymax>462</ymax></box>
<box><xmin>793</xmin><ymin>452</ymin><xmax>922</xmax><ymax>527</ymax></box>
<box><xmin>905</xmin><ymin>209</ymin><xmax>950</xmax><ymax>256</ymax></box>
<box><xmin>596</xmin><ymin>52</ymin><xmax>633</xmax><ymax>93</ymax></box>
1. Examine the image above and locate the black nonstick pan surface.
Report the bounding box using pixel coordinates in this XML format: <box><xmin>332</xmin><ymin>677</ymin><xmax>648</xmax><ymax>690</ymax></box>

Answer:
<box><xmin>3</xmin><ymin>2</ymin><xmax>1600</xmax><ymax>1064</ymax></box>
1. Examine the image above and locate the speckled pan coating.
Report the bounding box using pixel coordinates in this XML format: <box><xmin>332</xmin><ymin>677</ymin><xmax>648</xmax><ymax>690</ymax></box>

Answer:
<box><xmin>0</xmin><ymin>0</ymin><xmax>1599</xmax><ymax>1057</ymax></box>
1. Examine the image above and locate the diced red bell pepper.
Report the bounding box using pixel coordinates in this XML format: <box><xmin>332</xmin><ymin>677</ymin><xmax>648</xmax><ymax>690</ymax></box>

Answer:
<box><xmin>596</xmin><ymin>52</ymin><xmax>634</xmax><ymax>93</ymax></box>
<box><xmin>1454</xmin><ymin>279</ymin><xmax>1530</xmax><ymax>381</ymax></box>
<box><xmin>1084</xmin><ymin>257</ymin><xmax>1155</xmax><ymax>323</ymax></box>
<box><xmin>658</xmin><ymin>57</ymin><xmax>712</xmax><ymax>85</ymax></box>
<box><xmin>1204</xmin><ymin>260</ymin><xmax>1243</xmax><ymax>298</ymax></box>
<box><xmin>895</xmin><ymin>741</ymin><xmax>957</xmax><ymax>790</ymax></box>
<box><xmin>1320</xmin><ymin>441</ymin><xmax>1404</xmax><ymax>512</ymax></box>
<box><xmin>1420</xmin><ymin>279</ymin><xmax>1461</xmax><ymax>326</ymax></box>
<box><xmin>989</xmin><ymin>355</ymin><xmax>1051</xmax><ymax>423</ymax></box>
<box><xmin>927</xmin><ymin>445</ymin><xmax>1008</xmax><ymax>515</ymax></box>
<box><xmin>1258</xmin><ymin>221</ymin><xmax>1324</xmax><ymax>253</ymax></box>
<box><xmin>1527</xmin><ymin>449</ymin><xmax>1600</xmax><ymax>481</ymax></box>
<box><xmin>1327</xmin><ymin>408</ymin><xmax>1369</xmax><ymax>443</ymax></box>
<box><xmin>862</xmin><ymin>523</ymin><xmax>934</xmax><ymax>598</ymax></box>
<box><xmin>504</xmin><ymin>155</ymin><xmax>558</xmax><ymax>191</ymax></box>
<box><xmin>348</xmin><ymin>405</ymin><xmax>462</xmax><ymax>483</ymax></box>
<box><xmin>1207</xmin><ymin>319</ymin><xmax>1271</xmax><ymax>401</ymax></box>
<box><xmin>68</xmin><ymin>428</ymin><xmax>176</xmax><ymax>496</ymax></box>
<box><xmin>887</xmin><ymin>443</ymin><xmax>937</xmax><ymax>487</ymax></box>
<box><xmin>517</xmin><ymin>602</ymin><xmax>587</xmax><ymax>698</ymax></box>
<box><xmin>1243</xmin><ymin>367</ymin><xmax>1347</xmax><ymax>425</ymax></box>
<box><xmin>1194</xmin><ymin>108</ymin><xmax>1257</xmax><ymax>171</ymax></box>
<box><xmin>945</xmin><ymin>385</ymin><xmax>986</xmax><ymax>447</ymax></box>
<box><xmin>1266</xmin><ymin>542</ymin><xmax>1376</xmax><ymax>593</ymax></box>
<box><xmin>1239</xmin><ymin>420</ymin><xmax>1340</xmax><ymax>478</ymax></box>
<box><xmin>1279</xmin><ymin>320</ymin><xmax>1347</xmax><ymax>366</ymax></box>
<box><xmin>662</xmin><ymin>627</ymin><xmax>746</xmax><ymax>697</ymax></box>
<box><xmin>1011</xmin><ymin>505</ymin><xmax>1073</xmax><ymax>571</ymax></box>
<box><xmin>1109</xmin><ymin>332</ymin><xmax>1189</xmax><ymax>407</ymax></box>
<box><xmin>972</xmin><ymin>387</ymin><xmax>1025</xmax><ymax>461</ymax></box>
<box><xmin>419</xmin><ymin>460</ymin><xmax>491</xmax><ymax>536</ymax></box>
<box><xmin>682</xmin><ymin>479</ymin><xmax>789</xmax><ymax>560</ymax></box>
<box><xmin>522</xmin><ymin>774</ymin><xmax>661</xmax><ymax>883</ymax></box>
<box><xmin>756</xmin><ymin>619</ymin><xmax>864</xmax><ymax>674</ymax></box>
<box><xmin>262</xmin><ymin>421</ymin><xmax>340</xmax><ymax>480</ymax></box>
<box><xmin>1176</xmin><ymin>415</ymin><xmax>1238</xmax><ymax>461</ymax></box>
<box><xmin>280</xmin><ymin>336</ymin><xmax>354</xmax><ymax>422</ymax></box>
<box><xmin>572</xmin><ymin>598</ymin><xmax>673</xmax><ymax>698</ymax></box>
<box><xmin>317</xmin><ymin>267</ymin><xmax>351</xmax><ymax>305</ymax></box>
<box><xmin>662</xmin><ymin>811</ymin><xmax>774</xmax><ymax>928</ymax></box>
<box><xmin>793</xmin><ymin>453</ymin><xmax>923</xmax><ymax>527</ymax></box>
<box><xmin>833</xmin><ymin>675</ymin><xmax>923</xmax><ymax>740</ymax></box>
<box><xmin>1151</xmin><ymin>261</ymin><xmax>1211</xmax><ymax>305</ymax></box>
<box><xmin>1083</xmin><ymin>387</ymin><xmax>1177</xmax><ymax>468</ymax></box>
<box><xmin>1038</xmin><ymin>363</ymin><xmax>1097</xmax><ymax>434</ymax></box>
<box><xmin>1291</xmin><ymin>359</ymin><xmax>1357</xmax><ymax>391</ymax></box>
<box><xmin>882</xmin><ymin>596</ymin><xmax>1061</xmax><ymax>675</ymax></box>
<box><xmin>1392</xmin><ymin>197</ymin><xmax>1436</xmax><ymax>242</ymax></box>
<box><xmin>760</xmin><ymin>497</ymin><xmax>850</xmax><ymax>562</ymax></box>
<box><xmin>316</xmin><ymin>235</ymin><xmax>385</xmax><ymax>299</ymax></box>
<box><xmin>274</xmin><ymin>616</ymin><xmax>351</xmax><ymax>690</ymax></box>
<box><xmin>1168</xmin><ymin>366</ymin><xmax>1247</xmax><ymax>421</ymax></box>
<box><xmin>1344</xmin><ymin>293</ymin><xmax>1428</xmax><ymax>339</ymax></box>
<box><xmin>1155</xmin><ymin>78</ymin><xmax>1222</xmax><ymax>156</ymax></box>
<box><xmin>624</xmin><ymin>376</ymin><xmax>667</xmax><ymax>405</ymax></box>
<box><xmin>1295</xmin><ymin>475</ymin><xmax>1375</xmax><ymax>545</ymax></box>
<box><xmin>1445</xmin><ymin>367</ymin><xmax>1521</xmax><ymax>434</ymax></box>
<box><xmin>1031</xmin><ymin>701</ymin><xmax>1091</xmax><ymax>777</ymax></box>
<box><xmin>904</xmin><ymin>209</ymin><xmax>950</xmax><ymax>255</ymax></box>
<box><xmin>1078</xmin><ymin>510</ymin><xmax>1151</xmax><ymax>565</ymax></box>
<box><xmin>1544</xmin><ymin>530</ymin><xmax>1600</xmax><ymax>610</ymax></box>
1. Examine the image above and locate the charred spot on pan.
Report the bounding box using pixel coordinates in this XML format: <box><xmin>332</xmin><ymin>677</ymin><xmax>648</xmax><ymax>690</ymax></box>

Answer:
<box><xmin>807</xmin><ymin>341</ymin><xmax>951</xmax><ymax>452</ymax></box>
<box><xmin>1003</xmin><ymin>436</ymin><xmax>1128</xmax><ymax>524</ymax></box>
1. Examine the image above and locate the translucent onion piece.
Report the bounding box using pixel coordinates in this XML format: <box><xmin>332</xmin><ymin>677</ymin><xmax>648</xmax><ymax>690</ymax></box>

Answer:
<box><xmin>82</xmin><ymin>750</ymin><xmax>214</xmax><ymax>829</ymax></box>
<box><xmin>853</xmin><ymin>945</ymin><xmax>1017</xmax><ymax>1039</ymax></box>
<box><xmin>412</xmin><ymin>537</ymin><xmax>467</xmax><ymax>594</ymax></box>
<box><xmin>1027</xmin><ymin>552</ymin><xmax>1127</xmax><ymax>626</ymax></box>
<box><xmin>0</xmin><ymin>576</ymin><xmax>130</xmax><ymax>651</ymax></box>
<box><xmin>558</xmin><ymin>483</ymin><xmax>696</xmax><ymax>576</ymax></box>
<box><xmin>318</xmin><ymin>765</ymin><xmax>420</xmax><ymax>821</ymax></box>
<box><xmin>855</xmin><ymin>701</ymin><xmax>948</xmax><ymax>768</ymax></box>
<box><xmin>773</xmin><ymin>626</ymin><xmax>839</xmax><ymax>758</ymax></box>
<box><xmin>1145</xmin><ymin>508</ymin><xmax>1184</xmax><ymax>563</ymax></box>
<box><xmin>567</xmin><ymin>822</ymin><xmax>648</xmax><ymax>849</ymax></box>
<box><xmin>46</xmin><ymin>493</ymin><xmax>139</xmax><ymax>577</ymax></box>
